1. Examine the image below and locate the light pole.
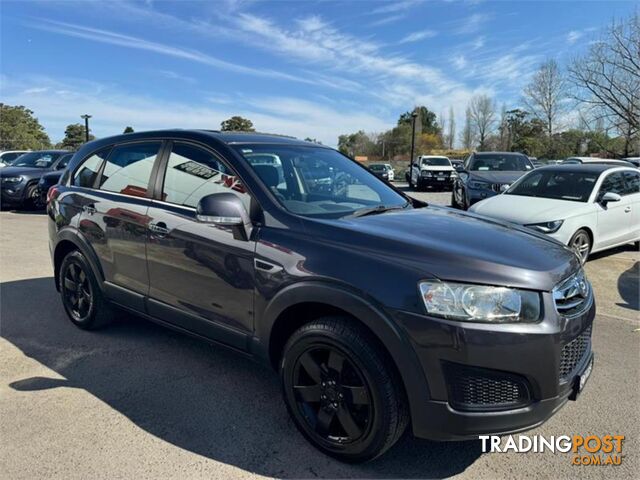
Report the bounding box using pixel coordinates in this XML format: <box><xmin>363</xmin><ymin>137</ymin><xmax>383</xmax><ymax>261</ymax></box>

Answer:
<box><xmin>80</xmin><ymin>114</ymin><xmax>92</xmax><ymax>143</ymax></box>
<box><xmin>409</xmin><ymin>110</ymin><xmax>418</xmax><ymax>188</ymax></box>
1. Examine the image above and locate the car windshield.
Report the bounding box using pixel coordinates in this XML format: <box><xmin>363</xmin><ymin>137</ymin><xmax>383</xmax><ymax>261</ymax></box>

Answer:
<box><xmin>234</xmin><ymin>145</ymin><xmax>408</xmax><ymax>218</ymax></box>
<box><xmin>369</xmin><ymin>164</ymin><xmax>385</xmax><ymax>171</ymax></box>
<box><xmin>469</xmin><ymin>154</ymin><xmax>532</xmax><ymax>171</ymax></box>
<box><xmin>12</xmin><ymin>152</ymin><xmax>62</xmax><ymax>168</ymax></box>
<box><xmin>506</xmin><ymin>170</ymin><xmax>598</xmax><ymax>202</ymax></box>
<box><xmin>421</xmin><ymin>157</ymin><xmax>450</xmax><ymax>166</ymax></box>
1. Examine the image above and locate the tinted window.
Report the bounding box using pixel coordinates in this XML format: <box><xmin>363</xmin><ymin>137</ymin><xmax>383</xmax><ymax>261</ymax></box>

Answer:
<box><xmin>11</xmin><ymin>151</ymin><xmax>62</xmax><ymax>168</ymax></box>
<box><xmin>622</xmin><ymin>171</ymin><xmax>640</xmax><ymax>195</ymax></box>
<box><xmin>469</xmin><ymin>154</ymin><xmax>532</xmax><ymax>171</ymax></box>
<box><xmin>233</xmin><ymin>145</ymin><xmax>407</xmax><ymax>218</ymax></box>
<box><xmin>56</xmin><ymin>154</ymin><xmax>73</xmax><ymax>170</ymax></box>
<box><xmin>506</xmin><ymin>170</ymin><xmax>598</xmax><ymax>202</ymax></box>
<box><xmin>99</xmin><ymin>142</ymin><xmax>160</xmax><ymax>197</ymax></box>
<box><xmin>73</xmin><ymin>148</ymin><xmax>111</xmax><ymax>188</ymax></box>
<box><xmin>421</xmin><ymin>157</ymin><xmax>450</xmax><ymax>166</ymax></box>
<box><xmin>1</xmin><ymin>152</ymin><xmax>22</xmax><ymax>162</ymax></box>
<box><xmin>599</xmin><ymin>172</ymin><xmax>626</xmax><ymax>196</ymax></box>
<box><xmin>162</xmin><ymin>143</ymin><xmax>250</xmax><ymax>211</ymax></box>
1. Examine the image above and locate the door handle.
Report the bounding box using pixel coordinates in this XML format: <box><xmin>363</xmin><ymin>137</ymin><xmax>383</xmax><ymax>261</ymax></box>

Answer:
<box><xmin>625</xmin><ymin>206</ymin><xmax>631</xmax><ymax>213</ymax></box>
<box><xmin>82</xmin><ymin>204</ymin><xmax>96</xmax><ymax>215</ymax></box>
<box><xmin>149</xmin><ymin>222</ymin><xmax>169</xmax><ymax>236</ymax></box>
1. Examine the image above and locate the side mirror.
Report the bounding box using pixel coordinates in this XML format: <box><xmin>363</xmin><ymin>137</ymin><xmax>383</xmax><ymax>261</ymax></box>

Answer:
<box><xmin>600</xmin><ymin>192</ymin><xmax>621</xmax><ymax>205</ymax></box>
<box><xmin>196</xmin><ymin>192</ymin><xmax>251</xmax><ymax>241</ymax></box>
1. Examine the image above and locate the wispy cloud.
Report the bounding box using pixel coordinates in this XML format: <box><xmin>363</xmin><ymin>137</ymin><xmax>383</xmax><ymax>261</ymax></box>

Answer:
<box><xmin>399</xmin><ymin>29</ymin><xmax>437</xmax><ymax>44</ymax></box>
<box><xmin>368</xmin><ymin>14</ymin><xmax>405</xmax><ymax>27</ymax></box>
<box><xmin>370</xmin><ymin>0</ymin><xmax>423</xmax><ymax>15</ymax></box>
<box><xmin>566</xmin><ymin>30</ymin><xmax>583</xmax><ymax>44</ymax></box>
<box><xmin>452</xmin><ymin>55</ymin><xmax>467</xmax><ymax>69</ymax></box>
<box><xmin>1</xmin><ymin>76</ymin><xmax>388</xmax><ymax>146</ymax></box>
<box><xmin>154</xmin><ymin>69</ymin><xmax>197</xmax><ymax>84</ymax></box>
<box><xmin>29</xmin><ymin>19</ymin><xmax>318</xmax><ymax>86</ymax></box>
<box><xmin>454</xmin><ymin>13</ymin><xmax>490</xmax><ymax>34</ymax></box>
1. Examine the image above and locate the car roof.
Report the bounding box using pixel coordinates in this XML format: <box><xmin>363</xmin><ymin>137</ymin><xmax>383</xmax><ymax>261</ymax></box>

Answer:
<box><xmin>80</xmin><ymin>129</ymin><xmax>328</xmax><ymax>149</ymax></box>
<box><xmin>473</xmin><ymin>151</ymin><xmax>526</xmax><ymax>156</ymax></box>
<box><xmin>534</xmin><ymin>164</ymin><xmax>631</xmax><ymax>174</ymax></box>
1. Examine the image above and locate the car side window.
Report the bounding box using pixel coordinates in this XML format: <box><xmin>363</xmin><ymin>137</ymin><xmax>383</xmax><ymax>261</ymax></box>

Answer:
<box><xmin>98</xmin><ymin>142</ymin><xmax>161</xmax><ymax>198</ymax></box>
<box><xmin>599</xmin><ymin>172</ymin><xmax>626</xmax><ymax>197</ymax></box>
<box><xmin>72</xmin><ymin>148</ymin><xmax>111</xmax><ymax>188</ymax></box>
<box><xmin>161</xmin><ymin>142</ymin><xmax>251</xmax><ymax>211</ymax></box>
<box><xmin>622</xmin><ymin>171</ymin><xmax>640</xmax><ymax>195</ymax></box>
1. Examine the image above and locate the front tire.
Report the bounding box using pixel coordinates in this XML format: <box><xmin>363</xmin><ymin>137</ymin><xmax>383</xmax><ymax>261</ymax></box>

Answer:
<box><xmin>59</xmin><ymin>250</ymin><xmax>113</xmax><ymax>330</ymax></box>
<box><xmin>569</xmin><ymin>229</ymin><xmax>591</xmax><ymax>264</ymax></box>
<box><xmin>280</xmin><ymin>317</ymin><xmax>408</xmax><ymax>463</ymax></box>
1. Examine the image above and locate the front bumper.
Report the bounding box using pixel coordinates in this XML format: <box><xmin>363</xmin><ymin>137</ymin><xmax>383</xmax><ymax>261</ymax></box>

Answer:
<box><xmin>0</xmin><ymin>183</ymin><xmax>26</xmax><ymax>205</ymax></box>
<box><xmin>467</xmin><ymin>188</ymin><xmax>498</xmax><ymax>206</ymax></box>
<box><xmin>392</xmin><ymin>293</ymin><xmax>595</xmax><ymax>440</ymax></box>
<box><xmin>419</xmin><ymin>176</ymin><xmax>455</xmax><ymax>188</ymax></box>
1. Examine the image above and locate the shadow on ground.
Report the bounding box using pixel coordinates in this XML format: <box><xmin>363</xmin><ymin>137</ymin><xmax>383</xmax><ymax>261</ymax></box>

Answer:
<box><xmin>2</xmin><ymin>277</ymin><xmax>481</xmax><ymax>478</ymax></box>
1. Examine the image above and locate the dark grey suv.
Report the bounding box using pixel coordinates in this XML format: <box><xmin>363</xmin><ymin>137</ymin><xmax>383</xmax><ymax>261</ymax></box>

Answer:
<box><xmin>48</xmin><ymin>130</ymin><xmax>595</xmax><ymax>462</ymax></box>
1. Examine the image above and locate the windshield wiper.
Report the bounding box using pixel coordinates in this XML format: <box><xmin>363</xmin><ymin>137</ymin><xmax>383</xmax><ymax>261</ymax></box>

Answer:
<box><xmin>351</xmin><ymin>203</ymin><xmax>409</xmax><ymax>218</ymax></box>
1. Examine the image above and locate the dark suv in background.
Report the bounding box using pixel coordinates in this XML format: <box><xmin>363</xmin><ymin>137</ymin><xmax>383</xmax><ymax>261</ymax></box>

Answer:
<box><xmin>48</xmin><ymin>130</ymin><xmax>595</xmax><ymax>462</ymax></box>
<box><xmin>0</xmin><ymin>150</ymin><xmax>70</xmax><ymax>209</ymax></box>
<box><xmin>452</xmin><ymin>152</ymin><xmax>534</xmax><ymax>210</ymax></box>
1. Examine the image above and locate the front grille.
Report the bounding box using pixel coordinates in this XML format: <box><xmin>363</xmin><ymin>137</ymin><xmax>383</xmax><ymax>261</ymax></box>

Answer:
<box><xmin>443</xmin><ymin>363</ymin><xmax>531</xmax><ymax>412</ymax></box>
<box><xmin>559</xmin><ymin>326</ymin><xmax>592</xmax><ymax>381</ymax></box>
<box><xmin>491</xmin><ymin>183</ymin><xmax>507</xmax><ymax>192</ymax></box>
<box><xmin>553</xmin><ymin>270</ymin><xmax>592</xmax><ymax>316</ymax></box>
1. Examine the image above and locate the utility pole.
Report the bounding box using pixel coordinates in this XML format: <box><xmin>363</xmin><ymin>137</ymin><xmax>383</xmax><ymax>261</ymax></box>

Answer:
<box><xmin>80</xmin><ymin>114</ymin><xmax>92</xmax><ymax>142</ymax></box>
<box><xmin>409</xmin><ymin>110</ymin><xmax>418</xmax><ymax>188</ymax></box>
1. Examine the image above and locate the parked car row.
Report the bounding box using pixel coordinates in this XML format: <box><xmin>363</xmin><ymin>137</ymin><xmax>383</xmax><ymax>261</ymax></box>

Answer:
<box><xmin>0</xmin><ymin>150</ymin><xmax>72</xmax><ymax>209</ymax></box>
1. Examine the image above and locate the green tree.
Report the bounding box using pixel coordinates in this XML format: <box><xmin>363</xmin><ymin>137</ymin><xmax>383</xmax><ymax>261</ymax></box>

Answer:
<box><xmin>398</xmin><ymin>106</ymin><xmax>441</xmax><ymax>135</ymax></box>
<box><xmin>220</xmin><ymin>116</ymin><xmax>255</xmax><ymax>132</ymax></box>
<box><xmin>0</xmin><ymin>104</ymin><xmax>51</xmax><ymax>150</ymax></box>
<box><xmin>304</xmin><ymin>137</ymin><xmax>322</xmax><ymax>144</ymax></box>
<box><xmin>123</xmin><ymin>126</ymin><xmax>134</xmax><ymax>133</ymax></box>
<box><xmin>60</xmin><ymin>123</ymin><xmax>95</xmax><ymax>150</ymax></box>
<box><xmin>338</xmin><ymin>130</ymin><xmax>375</xmax><ymax>157</ymax></box>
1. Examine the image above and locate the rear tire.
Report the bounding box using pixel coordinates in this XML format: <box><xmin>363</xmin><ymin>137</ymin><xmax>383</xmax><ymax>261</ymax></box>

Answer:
<box><xmin>24</xmin><ymin>184</ymin><xmax>43</xmax><ymax>210</ymax></box>
<box><xmin>280</xmin><ymin>317</ymin><xmax>408</xmax><ymax>463</ymax></box>
<box><xmin>569</xmin><ymin>229</ymin><xmax>591</xmax><ymax>264</ymax></box>
<box><xmin>59</xmin><ymin>250</ymin><xmax>113</xmax><ymax>330</ymax></box>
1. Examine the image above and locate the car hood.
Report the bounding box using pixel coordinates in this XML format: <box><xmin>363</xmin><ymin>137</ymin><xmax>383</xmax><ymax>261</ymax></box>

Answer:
<box><xmin>331</xmin><ymin>206</ymin><xmax>579</xmax><ymax>292</ymax></box>
<box><xmin>468</xmin><ymin>171</ymin><xmax>529</xmax><ymax>184</ymax></box>
<box><xmin>470</xmin><ymin>195</ymin><xmax>591</xmax><ymax>224</ymax></box>
<box><xmin>420</xmin><ymin>166</ymin><xmax>455</xmax><ymax>172</ymax></box>
<box><xmin>0</xmin><ymin>166</ymin><xmax>49</xmax><ymax>178</ymax></box>
<box><xmin>40</xmin><ymin>171</ymin><xmax>63</xmax><ymax>180</ymax></box>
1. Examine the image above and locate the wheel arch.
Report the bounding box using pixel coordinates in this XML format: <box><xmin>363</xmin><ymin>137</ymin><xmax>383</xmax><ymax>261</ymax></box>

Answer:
<box><xmin>53</xmin><ymin>230</ymin><xmax>105</xmax><ymax>291</ymax></box>
<box><xmin>256</xmin><ymin>281</ymin><xmax>431</xmax><ymax>433</ymax></box>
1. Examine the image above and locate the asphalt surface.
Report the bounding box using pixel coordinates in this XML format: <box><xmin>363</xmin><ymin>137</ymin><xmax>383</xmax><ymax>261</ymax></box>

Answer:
<box><xmin>1</xmin><ymin>190</ymin><xmax>638</xmax><ymax>479</ymax></box>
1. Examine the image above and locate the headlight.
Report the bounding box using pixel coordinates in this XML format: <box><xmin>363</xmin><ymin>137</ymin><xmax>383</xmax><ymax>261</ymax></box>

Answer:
<box><xmin>469</xmin><ymin>180</ymin><xmax>490</xmax><ymax>189</ymax></box>
<box><xmin>419</xmin><ymin>281</ymin><xmax>541</xmax><ymax>323</ymax></box>
<box><xmin>421</xmin><ymin>170</ymin><xmax>432</xmax><ymax>177</ymax></box>
<box><xmin>451</xmin><ymin>171</ymin><xmax>458</xmax><ymax>178</ymax></box>
<box><xmin>526</xmin><ymin>220</ymin><xmax>564</xmax><ymax>234</ymax></box>
<box><xmin>2</xmin><ymin>176</ymin><xmax>23</xmax><ymax>183</ymax></box>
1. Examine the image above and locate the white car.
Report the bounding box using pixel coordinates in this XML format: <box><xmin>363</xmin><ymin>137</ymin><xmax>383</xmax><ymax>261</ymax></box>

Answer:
<box><xmin>469</xmin><ymin>164</ymin><xmax>640</xmax><ymax>263</ymax></box>
<box><xmin>563</xmin><ymin>156</ymin><xmax>631</xmax><ymax>166</ymax></box>
<box><xmin>384</xmin><ymin>163</ymin><xmax>395</xmax><ymax>181</ymax></box>
<box><xmin>410</xmin><ymin>155</ymin><xmax>456</xmax><ymax>191</ymax></box>
<box><xmin>0</xmin><ymin>150</ymin><xmax>29</xmax><ymax>167</ymax></box>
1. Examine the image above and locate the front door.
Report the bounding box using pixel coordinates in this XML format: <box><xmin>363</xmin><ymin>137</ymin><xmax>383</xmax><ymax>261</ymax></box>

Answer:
<box><xmin>145</xmin><ymin>142</ymin><xmax>256</xmax><ymax>348</ymax></box>
<box><xmin>595</xmin><ymin>171</ymin><xmax>633</xmax><ymax>249</ymax></box>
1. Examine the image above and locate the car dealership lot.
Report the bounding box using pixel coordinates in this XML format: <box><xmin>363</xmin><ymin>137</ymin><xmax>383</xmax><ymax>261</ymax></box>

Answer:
<box><xmin>1</xmin><ymin>204</ymin><xmax>638</xmax><ymax>479</ymax></box>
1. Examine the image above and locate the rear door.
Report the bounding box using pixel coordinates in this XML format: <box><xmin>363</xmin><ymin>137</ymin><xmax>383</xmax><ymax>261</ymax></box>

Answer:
<box><xmin>145</xmin><ymin>141</ymin><xmax>256</xmax><ymax>348</ymax></box>
<box><xmin>78</xmin><ymin>141</ymin><xmax>163</xmax><ymax>310</ymax></box>
<box><xmin>622</xmin><ymin>170</ymin><xmax>640</xmax><ymax>241</ymax></box>
<box><xmin>594</xmin><ymin>171</ymin><xmax>633</xmax><ymax>249</ymax></box>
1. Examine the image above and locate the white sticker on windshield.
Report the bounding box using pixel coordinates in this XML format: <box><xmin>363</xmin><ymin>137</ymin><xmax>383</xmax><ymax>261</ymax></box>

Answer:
<box><xmin>241</xmin><ymin>149</ymin><xmax>253</xmax><ymax>153</ymax></box>
<box><xmin>478</xmin><ymin>166</ymin><xmax>489</xmax><ymax>170</ymax></box>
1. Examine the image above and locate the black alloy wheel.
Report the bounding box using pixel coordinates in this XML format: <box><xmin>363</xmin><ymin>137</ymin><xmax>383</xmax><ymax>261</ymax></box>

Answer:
<box><xmin>59</xmin><ymin>250</ymin><xmax>113</xmax><ymax>329</ymax></box>
<box><xmin>62</xmin><ymin>261</ymin><xmax>93</xmax><ymax>321</ymax></box>
<box><xmin>281</xmin><ymin>317</ymin><xmax>408</xmax><ymax>463</ymax></box>
<box><xmin>292</xmin><ymin>345</ymin><xmax>373</xmax><ymax>444</ymax></box>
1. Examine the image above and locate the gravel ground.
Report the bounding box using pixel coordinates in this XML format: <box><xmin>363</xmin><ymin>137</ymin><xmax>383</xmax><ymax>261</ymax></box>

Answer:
<box><xmin>1</xmin><ymin>200</ymin><xmax>638</xmax><ymax>479</ymax></box>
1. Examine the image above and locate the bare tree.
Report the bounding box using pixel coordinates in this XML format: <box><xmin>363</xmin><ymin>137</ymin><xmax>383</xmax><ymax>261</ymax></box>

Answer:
<box><xmin>447</xmin><ymin>106</ymin><xmax>456</xmax><ymax>149</ymax></box>
<box><xmin>469</xmin><ymin>94</ymin><xmax>496</xmax><ymax>150</ymax></box>
<box><xmin>568</xmin><ymin>13</ymin><xmax>640</xmax><ymax>156</ymax></box>
<box><xmin>523</xmin><ymin>59</ymin><xmax>567</xmax><ymax>151</ymax></box>
<box><xmin>460</xmin><ymin>106</ymin><xmax>476</xmax><ymax>150</ymax></box>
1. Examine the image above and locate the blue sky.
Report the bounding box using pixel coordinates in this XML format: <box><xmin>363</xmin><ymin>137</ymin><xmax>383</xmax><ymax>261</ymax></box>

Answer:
<box><xmin>1</xmin><ymin>0</ymin><xmax>637</xmax><ymax>146</ymax></box>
